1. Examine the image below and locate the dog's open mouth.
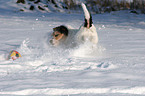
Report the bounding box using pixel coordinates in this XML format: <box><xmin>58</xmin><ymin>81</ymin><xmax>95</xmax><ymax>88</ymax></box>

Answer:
<box><xmin>49</xmin><ymin>39</ymin><xmax>59</xmax><ymax>46</ymax></box>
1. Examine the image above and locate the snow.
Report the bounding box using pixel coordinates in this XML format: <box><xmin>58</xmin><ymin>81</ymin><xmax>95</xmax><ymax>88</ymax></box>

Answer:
<box><xmin>1</xmin><ymin>87</ymin><xmax>145</xmax><ymax>95</ymax></box>
<box><xmin>0</xmin><ymin>1</ymin><xmax>145</xmax><ymax>96</ymax></box>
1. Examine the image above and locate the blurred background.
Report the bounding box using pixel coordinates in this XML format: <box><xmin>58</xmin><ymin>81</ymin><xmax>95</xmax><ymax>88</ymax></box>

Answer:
<box><xmin>14</xmin><ymin>0</ymin><xmax>145</xmax><ymax>14</ymax></box>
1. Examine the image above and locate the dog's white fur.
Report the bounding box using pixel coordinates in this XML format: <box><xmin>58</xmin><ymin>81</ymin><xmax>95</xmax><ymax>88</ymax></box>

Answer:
<box><xmin>76</xmin><ymin>24</ymin><xmax>98</xmax><ymax>44</ymax></box>
<box><xmin>50</xmin><ymin>3</ymin><xmax>98</xmax><ymax>47</ymax></box>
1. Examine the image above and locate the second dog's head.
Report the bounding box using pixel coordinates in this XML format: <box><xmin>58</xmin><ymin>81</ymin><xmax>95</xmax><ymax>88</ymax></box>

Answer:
<box><xmin>50</xmin><ymin>25</ymin><xmax>68</xmax><ymax>46</ymax></box>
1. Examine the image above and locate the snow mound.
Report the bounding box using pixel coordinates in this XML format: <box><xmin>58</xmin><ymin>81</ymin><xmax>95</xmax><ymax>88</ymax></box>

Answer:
<box><xmin>0</xmin><ymin>54</ymin><xmax>5</xmax><ymax>61</ymax></box>
<box><xmin>138</xmin><ymin>21</ymin><xmax>145</xmax><ymax>25</ymax></box>
<box><xmin>1</xmin><ymin>87</ymin><xmax>145</xmax><ymax>95</ymax></box>
<box><xmin>11</xmin><ymin>38</ymin><xmax>114</xmax><ymax>73</ymax></box>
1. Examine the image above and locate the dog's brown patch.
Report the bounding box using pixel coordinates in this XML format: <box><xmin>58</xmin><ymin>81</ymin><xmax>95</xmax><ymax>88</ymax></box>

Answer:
<box><xmin>53</xmin><ymin>31</ymin><xmax>64</xmax><ymax>41</ymax></box>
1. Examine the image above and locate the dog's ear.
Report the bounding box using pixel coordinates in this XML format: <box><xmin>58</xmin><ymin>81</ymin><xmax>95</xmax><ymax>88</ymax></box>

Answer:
<box><xmin>59</xmin><ymin>25</ymin><xmax>69</xmax><ymax>36</ymax></box>
<box><xmin>53</xmin><ymin>27</ymin><xmax>57</xmax><ymax>31</ymax></box>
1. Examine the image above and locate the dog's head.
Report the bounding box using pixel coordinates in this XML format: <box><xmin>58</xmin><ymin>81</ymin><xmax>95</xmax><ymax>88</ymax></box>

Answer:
<box><xmin>50</xmin><ymin>25</ymin><xmax>68</xmax><ymax>46</ymax></box>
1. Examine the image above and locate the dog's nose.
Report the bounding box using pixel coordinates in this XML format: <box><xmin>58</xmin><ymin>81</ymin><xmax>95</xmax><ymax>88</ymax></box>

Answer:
<box><xmin>50</xmin><ymin>39</ymin><xmax>53</xmax><ymax>44</ymax></box>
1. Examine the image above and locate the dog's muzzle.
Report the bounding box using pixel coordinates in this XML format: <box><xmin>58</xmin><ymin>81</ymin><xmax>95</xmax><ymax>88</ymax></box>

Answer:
<box><xmin>50</xmin><ymin>39</ymin><xmax>59</xmax><ymax>46</ymax></box>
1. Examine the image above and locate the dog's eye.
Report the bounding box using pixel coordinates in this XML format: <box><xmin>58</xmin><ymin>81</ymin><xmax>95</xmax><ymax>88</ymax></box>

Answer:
<box><xmin>55</xmin><ymin>34</ymin><xmax>59</xmax><ymax>37</ymax></box>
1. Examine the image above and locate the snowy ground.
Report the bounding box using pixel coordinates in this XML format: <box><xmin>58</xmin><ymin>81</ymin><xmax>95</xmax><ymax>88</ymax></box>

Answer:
<box><xmin>0</xmin><ymin>1</ymin><xmax>145</xmax><ymax>96</ymax></box>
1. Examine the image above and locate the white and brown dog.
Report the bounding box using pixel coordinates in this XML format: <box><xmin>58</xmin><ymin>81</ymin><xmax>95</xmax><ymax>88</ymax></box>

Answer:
<box><xmin>50</xmin><ymin>3</ymin><xmax>98</xmax><ymax>47</ymax></box>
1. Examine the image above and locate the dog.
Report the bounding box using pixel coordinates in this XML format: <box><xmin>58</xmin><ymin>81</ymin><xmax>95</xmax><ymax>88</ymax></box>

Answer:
<box><xmin>49</xmin><ymin>3</ymin><xmax>98</xmax><ymax>47</ymax></box>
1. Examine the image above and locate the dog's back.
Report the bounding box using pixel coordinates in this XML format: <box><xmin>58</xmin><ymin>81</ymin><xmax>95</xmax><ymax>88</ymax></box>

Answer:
<box><xmin>75</xmin><ymin>3</ymin><xmax>98</xmax><ymax>44</ymax></box>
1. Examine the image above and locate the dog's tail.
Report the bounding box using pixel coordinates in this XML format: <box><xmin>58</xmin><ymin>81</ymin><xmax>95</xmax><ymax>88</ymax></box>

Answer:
<box><xmin>81</xmin><ymin>3</ymin><xmax>93</xmax><ymax>28</ymax></box>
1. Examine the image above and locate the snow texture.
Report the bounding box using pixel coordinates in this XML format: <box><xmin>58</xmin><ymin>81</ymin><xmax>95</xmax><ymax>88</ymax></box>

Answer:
<box><xmin>0</xmin><ymin>0</ymin><xmax>145</xmax><ymax>96</ymax></box>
